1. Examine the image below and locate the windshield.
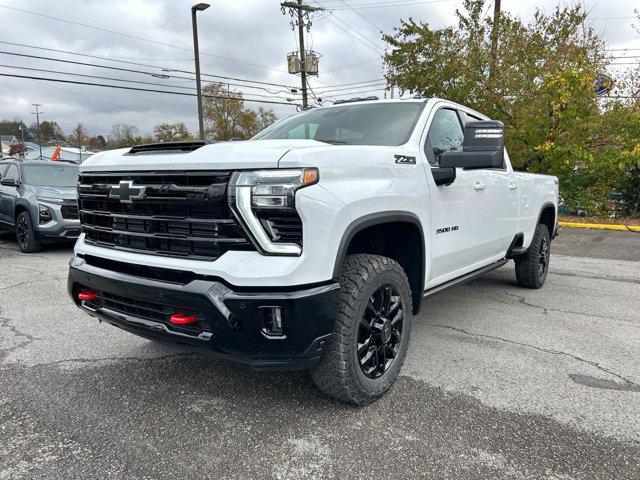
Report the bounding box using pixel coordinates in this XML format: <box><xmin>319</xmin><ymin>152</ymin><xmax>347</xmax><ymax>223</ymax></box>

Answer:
<box><xmin>254</xmin><ymin>102</ymin><xmax>425</xmax><ymax>146</ymax></box>
<box><xmin>22</xmin><ymin>164</ymin><xmax>79</xmax><ymax>187</ymax></box>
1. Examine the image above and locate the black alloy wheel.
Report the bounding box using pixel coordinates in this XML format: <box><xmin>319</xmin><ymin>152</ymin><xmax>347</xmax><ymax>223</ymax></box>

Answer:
<box><xmin>16</xmin><ymin>214</ymin><xmax>30</xmax><ymax>249</ymax></box>
<box><xmin>358</xmin><ymin>285</ymin><xmax>404</xmax><ymax>379</ymax></box>
<box><xmin>538</xmin><ymin>236</ymin><xmax>549</xmax><ymax>279</ymax></box>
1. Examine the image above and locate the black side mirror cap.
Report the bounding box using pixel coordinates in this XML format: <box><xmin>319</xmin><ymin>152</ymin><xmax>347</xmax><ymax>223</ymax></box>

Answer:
<box><xmin>431</xmin><ymin>167</ymin><xmax>456</xmax><ymax>186</ymax></box>
<box><xmin>440</xmin><ymin>120</ymin><xmax>505</xmax><ymax>169</ymax></box>
<box><xmin>0</xmin><ymin>177</ymin><xmax>18</xmax><ymax>187</ymax></box>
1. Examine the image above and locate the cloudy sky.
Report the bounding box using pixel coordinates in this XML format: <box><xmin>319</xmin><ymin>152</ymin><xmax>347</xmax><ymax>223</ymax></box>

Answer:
<box><xmin>0</xmin><ymin>0</ymin><xmax>638</xmax><ymax>138</ymax></box>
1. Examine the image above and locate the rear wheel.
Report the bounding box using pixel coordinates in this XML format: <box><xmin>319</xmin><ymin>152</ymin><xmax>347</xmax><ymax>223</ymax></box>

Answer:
<box><xmin>15</xmin><ymin>211</ymin><xmax>42</xmax><ymax>253</ymax></box>
<box><xmin>515</xmin><ymin>223</ymin><xmax>550</xmax><ymax>289</ymax></box>
<box><xmin>311</xmin><ymin>254</ymin><xmax>412</xmax><ymax>405</ymax></box>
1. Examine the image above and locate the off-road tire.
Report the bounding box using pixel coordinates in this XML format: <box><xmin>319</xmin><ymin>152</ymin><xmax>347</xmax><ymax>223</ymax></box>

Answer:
<box><xmin>15</xmin><ymin>211</ymin><xmax>42</xmax><ymax>253</ymax></box>
<box><xmin>515</xmin><ymin>223</ymin><xmax>550</xmax><ymax>289</ymax></box>
<box><xmin>311</xmin><ymin>254</ymin><xmax>413</xmax><ymax>405</ymax></box>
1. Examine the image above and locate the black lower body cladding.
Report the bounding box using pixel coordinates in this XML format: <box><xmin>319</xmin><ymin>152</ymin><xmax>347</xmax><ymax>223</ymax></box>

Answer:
<box><xmin>68</xmin><ymin>256</ymin><xmax>339</xmax><ymax>371</ymax></box>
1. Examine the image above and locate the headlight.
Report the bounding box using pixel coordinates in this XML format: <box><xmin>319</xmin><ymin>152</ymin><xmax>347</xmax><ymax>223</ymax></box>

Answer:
<box><xmin>39</xmin><ymin>204</ymin><xmax>53</xmax><ymax>222</ymax></box>
<box><xmin>228</xmin><ymin>168</ymin><xmax>318</xmax><ymax>255</ymax></box>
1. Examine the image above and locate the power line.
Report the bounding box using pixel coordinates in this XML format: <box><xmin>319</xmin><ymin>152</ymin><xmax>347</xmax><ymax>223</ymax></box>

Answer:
<box><xmin>317</xmin><ymin>0</ymin><xmax>452</xmax><ymax>10</ymax></box>
<box><xmin>337</xmin><ymin>0</ymin><xmax>383</xmax><ymax>32</ymax></box>
<box><xmin>34</xmin><ymin>78</ymin><xmax>200</xmax><ymax>128</ymax></box>
<box><xmin>316</xmin><ymin>81</ymin><xmax>387</xmax><ymax>93</ymax></box>
<box><xmin>323</xmin><ymin>56</ymin><xmax>381</xmax><ymax>72</ymax></box>
<box><xmin>322</xmin><ymin>14</ymin><xmax>385</xmax><ymax>54</ymax></box>
<box><xmin>318</xmin><ymin>77</ymin><xmax>386</xmax><ymax>88</ymax></box>
<box><xmin>0</xmin><ymin>41</ymin><xmax>297</xmax><ymax>90</ymax></box>
<box><xmin>0</xmin><ymin>64</ymin><xmax>297</xmax><ymax>102</ymax></box>
<box><xmin>0</xmin><ymin>4</ymin><xmax>289</xmax><ymax>74</ymax></box>
<box><xmin>0</xmin><ymin>73</ymin><xmax>299</xmax><ymax>106</ymax></box>
<box><xmin>0</xmin><ymin>51</ymin><xmax>299</xmax><ymax>97</ymax></box>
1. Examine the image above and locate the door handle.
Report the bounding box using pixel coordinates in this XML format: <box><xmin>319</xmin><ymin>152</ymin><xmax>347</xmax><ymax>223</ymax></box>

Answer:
<box><xmin>473</xmin><ymin>182</ymin><xmax>486</xmax><ymax>191</ymax></box>
<box><xmin>508</xmin><ymin>183</ymin><xmax>518</xmax><ymax>190</ymax></box>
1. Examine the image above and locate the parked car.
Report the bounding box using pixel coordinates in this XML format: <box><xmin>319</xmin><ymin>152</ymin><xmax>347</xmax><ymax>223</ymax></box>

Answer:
<box><xmin>0</xmin><ymin>159</ymin><xmax>80</xmax><ymax>252</ymax></box>
<box><xmin>68</xmin><ymin>98</ymin><xmax>559</xmax><ymax>404</ymax></box>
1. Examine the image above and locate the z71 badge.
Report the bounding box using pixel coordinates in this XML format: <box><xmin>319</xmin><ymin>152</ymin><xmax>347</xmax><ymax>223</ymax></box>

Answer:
<box><xmin>436</xmin><ymin>226</ymin><xmax>459</xmax><ymax>234</ymax></box>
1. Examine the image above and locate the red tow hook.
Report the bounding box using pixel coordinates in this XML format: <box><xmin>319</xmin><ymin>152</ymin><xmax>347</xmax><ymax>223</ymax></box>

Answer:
<box><xmin>169</xmin><ymin>313</ymin><xmax>198</xmax><ymax>325</ymax></box>
<box><xmin>78</xmin><ymin>291</ymin><xmax>97</xmax><ymax>301</ymax></box>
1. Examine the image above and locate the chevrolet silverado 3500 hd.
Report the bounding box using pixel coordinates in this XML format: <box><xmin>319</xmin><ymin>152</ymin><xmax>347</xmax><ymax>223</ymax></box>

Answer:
<box><xmin>68</xmin><ymin>98</ymin><xmax>558</xmax><ymax>404</ymax></box>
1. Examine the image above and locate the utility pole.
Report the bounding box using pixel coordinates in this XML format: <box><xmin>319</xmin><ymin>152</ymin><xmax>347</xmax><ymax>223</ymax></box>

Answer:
<box><xmin>281</xmin><ymin>1</ymin><xmax>323</xmax><ymax>109</ymax></box>
<box><xmin>490</xmin><ymin>0</ymin><xmax>501</xmax><ymax>79</ymax></box>
<box><xmin>191</xmin><ymin>3</ymin><xmax>210</xmax><ymax>140</ymax></box>
<box><xmin>78</xmin><ymin>124</ymin><xmax>83</xmax><ymax>163</ymax></box>
<box><xmin>31</xmin><ymin>104</ymin><xmax>43</xmax><ymax>160</ymax></box>
<box><xmin>19</xmin><ymin>124</ymin><xmax>25</xmax><ymax>157</ymax></box>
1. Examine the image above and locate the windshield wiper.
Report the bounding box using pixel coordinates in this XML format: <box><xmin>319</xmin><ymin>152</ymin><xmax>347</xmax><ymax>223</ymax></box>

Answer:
<box><xmin>315</xmin><ymin>138</ymin><xmax>349</xmax><ymax>145</ymax></box>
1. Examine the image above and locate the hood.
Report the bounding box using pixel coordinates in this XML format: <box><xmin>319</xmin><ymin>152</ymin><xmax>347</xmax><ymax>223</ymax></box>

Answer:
<box><xmin>28</xmin><ymin>185</ymin><xmax>77</xmax><ymax>201</ymax></box>
<box><xmin>80</xmin><ymin>139</ymin><xmax>328</xmax><ymax>173</ymax></box>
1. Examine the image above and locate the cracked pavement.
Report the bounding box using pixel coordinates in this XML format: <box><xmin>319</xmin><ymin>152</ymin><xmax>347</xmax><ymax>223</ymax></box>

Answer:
<box><xmin>1</xmin><ymin>228</ymin><xmax>639</xmax><ymax>479</ymax></box>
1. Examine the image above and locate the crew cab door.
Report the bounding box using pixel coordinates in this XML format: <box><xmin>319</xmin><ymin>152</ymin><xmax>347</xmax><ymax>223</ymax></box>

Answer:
<box><xmin>422</xmin><ymin>106</ymin><xmax>492</xmax><ymax>282</ymax></box>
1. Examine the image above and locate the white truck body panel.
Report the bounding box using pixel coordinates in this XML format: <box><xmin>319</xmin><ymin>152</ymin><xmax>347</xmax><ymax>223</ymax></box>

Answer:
<box><xmin>76</xmin><ymin>98</ymin><xmax>558</xmax><ymax>291</ymax></box>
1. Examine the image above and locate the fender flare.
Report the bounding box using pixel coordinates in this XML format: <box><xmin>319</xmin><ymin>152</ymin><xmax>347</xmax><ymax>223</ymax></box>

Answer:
<box><xmin>332</xmin><ymin>211</ymin><xmax>426</xmax><ymax>313</ymax></box>
<box><xmin>537</xmin><ymin>201</ymin><xmax>557</xmax><ymax>237</ymax></box>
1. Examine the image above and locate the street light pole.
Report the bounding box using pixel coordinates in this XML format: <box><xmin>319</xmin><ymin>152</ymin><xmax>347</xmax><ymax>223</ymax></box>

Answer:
<box><xmin>191</xmin><ymin>3</ymin><xmax>210</xmax><ymax>140</ymax></box>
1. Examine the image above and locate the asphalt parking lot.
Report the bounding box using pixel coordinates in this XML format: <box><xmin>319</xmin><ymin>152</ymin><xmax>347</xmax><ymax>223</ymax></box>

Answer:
<box><xmin>1</xmin><ymin>228</ymin><xmax>639</xmax><ymax>479</ymax></box>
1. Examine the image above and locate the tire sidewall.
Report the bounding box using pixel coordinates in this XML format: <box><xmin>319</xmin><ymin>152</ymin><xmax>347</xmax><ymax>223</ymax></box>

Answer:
<box><xmin>537</xmin><ymin>225</ymin><xmax>551</xmax><ymax>285</ymax></box>
<box><xmin>349</xmin><ymin>268</ymin><xmax>412</xmax><ymax>396</ymax></box>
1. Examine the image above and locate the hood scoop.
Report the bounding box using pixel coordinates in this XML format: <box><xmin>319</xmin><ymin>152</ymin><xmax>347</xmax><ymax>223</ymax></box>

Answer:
<box><xmin>126</xmin><ymin>141</ymin><xmax>211</xmax><ymax>156</ymax></box>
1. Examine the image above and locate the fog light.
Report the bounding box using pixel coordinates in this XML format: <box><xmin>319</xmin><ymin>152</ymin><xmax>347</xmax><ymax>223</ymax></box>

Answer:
<box><xmin>260</xmin><ymin>306</ymin><xmax>284</xmax><ymax>338</ymax></box>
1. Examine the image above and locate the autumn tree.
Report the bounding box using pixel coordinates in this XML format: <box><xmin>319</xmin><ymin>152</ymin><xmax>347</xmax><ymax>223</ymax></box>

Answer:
<box><xmin>68</xmin><ymin>122</ymin><xmax>90</xmax><ymax>149</ymax></box>
<box><xmin>383</xmin><ymin>0</ymin><xmax>640</xmax><ymax>215</ymax></box>
<box><xmin>257</xmin><ymin>107</ymin><xmax>278</xmax><ymax>132</ymax></box>
<box><xmin>153</xmin><ymin>122</ymin><xmax>192</xmax><ymax>142</ymax></box>
<box><xmin>110</xmin><ymin>123</ymin><xmax>139</xmax><ymax>148</ymax></box>
<box><xmin>202</xmin><ymin>83</ymin><xmax>276</xmax><ymax>140</ymax></box>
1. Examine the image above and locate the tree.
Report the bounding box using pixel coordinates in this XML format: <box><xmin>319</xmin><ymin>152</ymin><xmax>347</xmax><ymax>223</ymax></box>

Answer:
<box><xmin>110</xmin><ymin>123</ymin><xmax>139</xmax><ymax>148</ymax></box>
<box><xmin>257</xmin><ymin>107</ymin><xmax>278</xmax><ymax>132</ymax></box>
<box><xmin>0</xmin><ymin>119</ymin><xmax>30</xmax><ymax>141</ymax></box>
<box><xmin>68</xmin><ymin>123</ymin><xmax>90</xmax><ymax>149</ymax></box>
<box><xmin>202</xmin><ymin>83</ymin><xmax>265</xmax><ymax>140</ymax></box>
<box><xmin>153</xmin><ymin>122</ymin><xmax>192</xmax><ymax>142</ymax></box>
<box><xmin>9</xmin><ymin>143</ymin><xmax>27</xmax><ymax>157</ymax></box>
<box><xmin>32</xmin><ymin>120</ymin><xmax>65</xmax><ymax>143</ymax></box>
<box><xmin>383</xmin><ymin>0</ymin><xmax>640</xmax><ymax>216</ymax></box>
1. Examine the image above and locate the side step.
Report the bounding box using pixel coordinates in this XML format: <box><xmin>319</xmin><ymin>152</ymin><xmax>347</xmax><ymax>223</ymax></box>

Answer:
<box><xmin>423</xmin><ymin>259</ymin><xmax>509</xmax><ymax>298</ymax></box>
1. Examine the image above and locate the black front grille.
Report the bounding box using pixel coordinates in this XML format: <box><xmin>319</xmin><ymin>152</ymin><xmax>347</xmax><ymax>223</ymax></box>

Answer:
<box><xmin>61</xmin><ymin>203</ymin><xmax>79</xmax><ymax>220</ymax></box>
<box><xmin>78</xmin><ymin>172</ymin><xmax>255</xmax><ymax>260</ymax></box>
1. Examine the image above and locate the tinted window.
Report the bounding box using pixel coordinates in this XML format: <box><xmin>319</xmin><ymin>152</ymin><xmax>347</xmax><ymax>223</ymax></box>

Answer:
<box><xmin>425</xmin><ymin>109</ymin><xmax>464</xmax><ymax>166</ymax></box>
<box><xmin>0</xmin><ymin>163</ymin><xmax>8</xmax><ymax>178</ymax></box>
<box><xmin>22</xmin><ymin>164</ymin><xmax>78</xmax><ymax>187</ymax></box>
<box><xmin>255</xmin><ymin>102</ymin><xmax>425</xmax><ymax>146</ymax></box>
<box><xmin>4</xmin><ymin>164</ymin><xmax>19</xmax><ymax>181</ymax></box>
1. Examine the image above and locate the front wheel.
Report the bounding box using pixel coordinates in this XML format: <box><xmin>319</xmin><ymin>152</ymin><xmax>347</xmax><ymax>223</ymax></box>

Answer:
<box><xmin>15</xmin><ymin>211</ymin><xmax>42</xmax><ymax>253</ymax></box>
<box><xmin>514</xmin><ymin>223</ymin><xmax>550</xmax><ymax>289</ymax></box>
<box><xmin>311</xmin><ymin>254</ymin><xmax>412</xmax><ymax>405</ymax></box>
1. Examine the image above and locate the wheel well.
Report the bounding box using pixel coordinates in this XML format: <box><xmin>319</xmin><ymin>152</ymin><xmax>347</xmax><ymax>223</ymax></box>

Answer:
<box><xmin>343</xmin><ymin>221</ymin><xmax>424</xmax><ymax>314</ymax></box>
<box><xmin>14</xmin><ymin>204</ymin><xmax>28</xmax><ymax>221</ymax></box>
<box><xmin>539</xmin><ymin>204</ymin><xmax>556</xmax><ymax>237</ymax></box>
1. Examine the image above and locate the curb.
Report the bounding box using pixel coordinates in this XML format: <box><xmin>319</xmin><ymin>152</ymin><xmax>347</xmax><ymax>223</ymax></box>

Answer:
<box><xmin>559</xmin><ymin>221</ymin><xmax>640</xmax><ymax>232</ymax></box>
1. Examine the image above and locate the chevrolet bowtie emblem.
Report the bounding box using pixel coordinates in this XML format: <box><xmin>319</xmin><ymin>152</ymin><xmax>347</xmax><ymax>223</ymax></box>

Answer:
<box><xmin>109</xmin><ymin>180</ymin><xmax>147</xmax><ymax>203</ymax></box>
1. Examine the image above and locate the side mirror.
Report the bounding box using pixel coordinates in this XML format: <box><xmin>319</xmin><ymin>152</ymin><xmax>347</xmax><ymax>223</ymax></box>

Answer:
<box><xmin>0</xmin><ymin>177</ymin><xmax>18</xmax><ymax>187</ymax></box>
<box><xmin>440</xmin><ymin>120</ymin><xmax>504</xmax><ymax>170</ymax></box>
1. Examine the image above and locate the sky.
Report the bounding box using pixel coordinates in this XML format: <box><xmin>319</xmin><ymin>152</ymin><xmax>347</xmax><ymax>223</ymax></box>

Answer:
<box><xmin>0</xmin><ymin>0</ymin><xmax>638</xmax><ymax>138</ymax></box>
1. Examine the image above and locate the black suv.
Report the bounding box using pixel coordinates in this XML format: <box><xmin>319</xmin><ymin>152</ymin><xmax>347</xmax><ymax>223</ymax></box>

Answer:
<box><xmin>0</xmin><ymin>159</ymin><xmax>80</xmax><ymax>252</ymax></box>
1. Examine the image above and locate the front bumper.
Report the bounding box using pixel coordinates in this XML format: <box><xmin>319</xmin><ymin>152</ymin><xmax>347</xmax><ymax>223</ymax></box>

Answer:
<box><xmin>35</xmin><ymin>202</ymin><xmax>80</xmax><ymax>243</ymax></box>
<box><xmin>67</xmin><ymin>256</ymin><xmax>339</xmax><ymax>371</ymax></box>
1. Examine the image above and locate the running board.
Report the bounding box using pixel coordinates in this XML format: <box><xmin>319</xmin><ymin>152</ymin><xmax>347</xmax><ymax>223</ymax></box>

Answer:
<box><xmin>423</xmin><ymin>259</ymin><xmax>509</xmax><ymax>298</ymax></box>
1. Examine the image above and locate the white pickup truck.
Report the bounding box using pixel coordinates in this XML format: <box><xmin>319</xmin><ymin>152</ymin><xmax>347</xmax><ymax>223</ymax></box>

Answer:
<box><xmin>68</xmin><ymin>98</ymin><xmax>558</xmax><ymax>404</ymax></box>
